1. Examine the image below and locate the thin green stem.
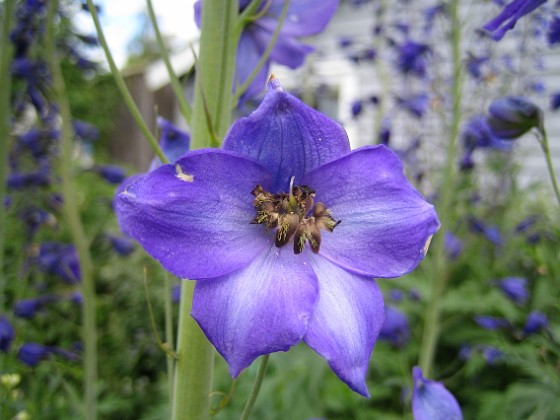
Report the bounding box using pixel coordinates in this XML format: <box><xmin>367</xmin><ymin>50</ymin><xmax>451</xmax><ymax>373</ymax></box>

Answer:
<box><xmin>418</xmin><ymin>0</ymin><xmax>464</xmax><ymax>377</ymax></box>
<box><xmin>46</xmin><ymin>2</ymin><xmax>97</xmax><ymax>418</ymax></box>
<box><xmin>538</xmin><ymin>129</ymin><xmax>560</xmax><ymax>207</ymax></box>
<box><xmin>190</xmin><ymin>1</ymin><xmax>239</xmax><ymax>147</ymax></box>
<box><xmin>145</xmin><ymin>0</ymin><xmax>192</xmax><ymax>125</ymax></box>
<box><xmin>164</xmin><ymin>272</ymin><xmax>175</xmax><ymax>409</ymax></box>
<box><xmin>231</xmin><ymin>0</ymin><xmax>290</xmax><ymax>107</ymax></box>
<box><xmin>171</xmin><ymin>281</ymin><xmax>215</xmax><ymax>420</ymax></box>
<box><xmin>86</xmin><ymin>0</ymin><xmax>168</xmax><ymax>163</ymax></box>
<box><xmin>240</xmin><ymin>355</ymin><xmax>270</xmax><ymax>420</ymax></box>
<box><xmin>0</xmin><ymin>0</ymin><xmax>15</xmax><ymax>314</ymax></box>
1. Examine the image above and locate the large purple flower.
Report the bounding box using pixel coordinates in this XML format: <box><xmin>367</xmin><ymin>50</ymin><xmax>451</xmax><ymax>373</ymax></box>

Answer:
<box><xmin>115</xmin><ymin>78</ymin><xmax>439</xmax><ymax>396</ymax></box>
<box><xmin>194</xmin><ymin>0</ymin><xmax>338</xmax><ymax>101</ymax></box>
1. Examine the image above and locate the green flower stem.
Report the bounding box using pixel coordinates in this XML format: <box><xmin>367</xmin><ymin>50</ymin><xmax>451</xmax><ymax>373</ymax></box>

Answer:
<box><xmin>171</xmin><ymin>281</ymin><xmax>215</xmax><ymax>420</ymax></box>
<box><xmin>231</xmin><ymin>0</ymin><xmax>290</xmax><ymax>107</ymax></box>
<box><xmin>190</xmin><ymin>1</ymin><xmax>239</xmax><ymax>148</ymax></box>
<box><xmin>538</xmin><ymin>129</ymin><xmax>560</xmax><ymax>207</ymax></box>
<box><xmin>86</xmin><ymin>0</ymin><xmax>168</xmax><ymax>163</ymax></box>
<box><xmin>146</xmin><ymin>0</ymin><xmax>192</xmax><ymax>125</ymax></box>
<box><xmin>164</xmin><ymin>272</ymin><xmax>175</xmax><ymax>409</ymax></box>
<box><xmin>418</xmin><ymin>0</ymin><xmax>464</xmax><ymax>377</ymax></box>
<box><xmin>240</xmin><ymin>355</ymin><xmax>270</xmax><ymax>420</ymax></box>
<box><xmin>0</xmin><ymin>0</ymin><xmax>15</xmax><ymax>314</ymax></box>
<box><xmin>46</xmin><ymin>2</ymin><xmax>97</xmax><ymax>418</ymax></box>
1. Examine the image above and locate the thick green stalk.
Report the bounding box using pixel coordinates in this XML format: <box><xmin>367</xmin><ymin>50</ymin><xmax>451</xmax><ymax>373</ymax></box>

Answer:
<box><xmin>86</xmin><ymin>0</ymin><xmax>167</xmax><ymax>163</ymax></box>
<box><xmin>171</xmin><ymin>281</ymin><xmax>215</xmax><ymax>420</ymax></box>
<box><xmin>190</xmin><ymin>1</ymin><xmax>239</xmax><ymax>148</ymax></box>
<box><xmin>45</xmin><ymin>2</ymin><xmax>97</xmax><ymax>418</ymax></box>
<box><xmin>418</xmin><ymin>0</ymin><xmax>463</xmax><ymax>377</ymax></box>
<box><xmin>0</xmin><ymin>0</ymin><xmax>16</xmax><ymax>313</ymax></box>
<box><xmin>172</xmin><ymin>6</ymin><xmax>239</xmax><ymax>417</ymax></box>
<box><xmin>146</xmin><ymin>0</ymin><xmax>192</xmax><ymax>125</ymax></box>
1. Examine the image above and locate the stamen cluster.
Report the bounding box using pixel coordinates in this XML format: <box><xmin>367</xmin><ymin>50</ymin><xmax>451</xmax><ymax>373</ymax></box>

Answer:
<box><xmin>251</xmin><ymin>184</ymin><xmax>340</xmax><ymax>254</ymax></box>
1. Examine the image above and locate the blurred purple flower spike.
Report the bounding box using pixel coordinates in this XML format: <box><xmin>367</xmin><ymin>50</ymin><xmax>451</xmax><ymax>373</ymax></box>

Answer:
<box><xmin>116</xmin><ymin>77</ymin><xmax>439</xmax><ymax>396</ymax></box>
<box><xmin>0</xmin><ymin>316</ymin><xmax>15</xmax><ymax>352</ymax></box>
<box><xmin>412</xmin><ymin>366</ymin><xmax>463</xmax><ymax>420</ymax></box>
<box><xmin>194</xmin><ymin>0</ymin><xmax>339</xmax><ymax>103</ymax></box>
<box><xmin>18</xmin><ymin>343</ymin><xmax>50</xmax><ymax>367</ymax></box>
<box><xmin>482</xmin><ymin>0</ymin><xmax>547</xmax><ymax>41</ymax></box>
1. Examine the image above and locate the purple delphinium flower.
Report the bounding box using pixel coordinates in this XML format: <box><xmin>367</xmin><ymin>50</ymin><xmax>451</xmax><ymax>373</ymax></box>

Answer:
<box><xmin>395</xmin><ymin>39</ymin><xmax>431</xmax><ymax>78</ymax></box>
<box><xmin>474</xmin><ymin>315</ymin><xmax>511</xmax><ymax>330</ymax></box>
<box><xmin>487</xmin><ymin>96</ymin><xmax>543</xmax><ymax>139</ymax></box>
<box><xmin>412</xmin><ymin>366</ymin><xmax>462</xmax><ymax>420</ymax></box>
<box><xmin>462</xmin><ymin>116</ymin><xmax>511</xmax><ymax>152</ymax></box>
<box><xmin>351</xmin><ymin>100</ymin><xmax>363</xmax><ymax>118</ymax></box>
<box><xmin>194</xmin><ymin>0</ymin><xmax>338</xmax><ymax>102</ymax></box>
<box><xmin>73</xmin><ymin>120</ymin><xmax>100</xmax><ymax>142</ymax></box>
<box><xmin>465</xmin><ymin>53</ymin><xmax>489</xmax><ymax>80</ymax></box>
<box><xmin>481</xmin><ymin>346</ymin><xmax>503</xmax><ymax>364</ymax></box>
<box><xmin>468</xmin><ymin>217</ymin><xmax>503</xmax><ymax>246</ymax></box>
<box><xmin>396</xmin><ymin>93</ymin><xmax>430</xmax><ymax>118</ymax></box>
<box><xmin>94</xmin><ymin>165</ymin><xmax>127</xmax><ymax>184</ymax></box>
<box><xmin>549</xmin><ymin>15</ymin><xmax>560</xmax><ymax>45</ymax></box>
<box><xmin>18</xmin><ymin>343</ymin><xmax>50</xmax><ymax>366</ymax></box>
<box><xmin>523</xmin><ymin>310</ymin><xmax>548</xmax><ymax>335</ymax></box>
<box><xmin>378</xmin><ymin>305</ymin><xmax>410</xmax><ymax>348</ymax></box>
<box><xmin>116</xmin><ymin>78</ymin><xmax>439</xmax><ymax>396</ymax></box>
<box><xmin>36</xmin><ymin>243</ymin><xmax>81</xmax><ymax>284</ymax></box>
<box><xmin>0</xmin><ymin>316</ymin><xmax>15</xmax><ymax>352</ymax></box>
<box><xmin>14</xmin><ymin>295</ymin><xmax>57</xmax><ymax>319</ymax></box>
<box><xmin>482</xmin><ymin>0</ymin><xmax>547</xmax><ymax>41</ymax></box>
<box><xmin>497</xmin><ymin>277</ymin><xmax>528</xmax><ymax>304</ymax></box>
<box><xmin>107</xmin><ymin>234</ymin><xmax>135</xmax><ymax>256</ymax></box>
<box><xmin>551</xmin><ymin>92</ymin><xmax>560</xmax><ymax>110</ymax></box>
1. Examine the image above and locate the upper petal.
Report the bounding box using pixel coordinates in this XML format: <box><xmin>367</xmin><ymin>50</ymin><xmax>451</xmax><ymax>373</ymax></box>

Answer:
<box><xmin>235</xmin><ymin>29</ymin><xmax>270</xmax><ymax>102</ymax></box>
<box><xmin>303</xmin><ymin>255</ymin><xmax>384</xmax><ymax>397</ymax></box>
<box><xmin>115</xmin><ymin>149</ymin><xmax>272</xmax><ymax>279</ymax></box>
<box><xmin>302</xmin><ymin>145</ymin><xmax>440</xmax><ymax>278</ymax></box>
<box><xmin>192</xmin><ymin>244</ymin><xmax>318</xmax><ymax>376</ymax></box>
<box><xmin>223</xmin><ymin>78</ymin><xmax>350</xmax><ymax>191</ymax></box>
<box><xmin>266</xmin><ymin>0</ymin><xmax>339</xmax><ymax>37</ymax></box>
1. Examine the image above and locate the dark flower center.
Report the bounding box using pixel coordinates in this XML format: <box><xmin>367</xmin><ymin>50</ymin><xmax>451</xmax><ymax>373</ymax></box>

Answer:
<box><xmin>250</xmin><ymin>181</ymin><xmax>340</xmax><ymax>254</ymax></box>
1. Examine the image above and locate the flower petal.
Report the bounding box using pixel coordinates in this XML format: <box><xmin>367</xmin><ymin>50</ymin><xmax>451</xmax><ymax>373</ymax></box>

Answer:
<box><xmin>267</xmin><ymin>0</ymin><xmax>339</xmax><ymax>37</ymax></box>
<box><xmin>115</xmin><ymin>149</ymin><xmax>272</xmax><ymax>279</ymax></box>
<box><xmin>223</xmin><ymin>78</ymin><xmax>350</xmax><ymax>191</ymax></box>
<box><xmin>235</xmin><ymin>29</ymin><xmax>270</xmax><ymax>101</ymax></box>
<box><xmin>192</xmin><ymin>245</ymin><xmax>318</xmax><ymax>376</ymax></box>
<box><xmin>252</xmin><ymin>19</ymin><xmax>314</xmax><ymax>68</ymax></box>
<box><xmin>412</xmin><ymin>366</ymin><xmax>463</xmax><ymax>420</ymax></box>
<box><xmin>303</xmin><ymin>256</ymin><xmax>384</xmax><ymax>397</ymax></box>
<box><xmin>302</xmin><ymin>145</ymin><xmax>440</xmax><ymax>278</ymax></box>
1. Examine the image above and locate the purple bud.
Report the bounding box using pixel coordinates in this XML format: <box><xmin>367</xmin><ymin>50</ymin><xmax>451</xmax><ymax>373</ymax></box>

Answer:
<box><xmin>444</xmin><ymin>232</ymin><xmax>463</xmax><ymax>260</ymax></box>
<box><xmin>523</xmin><ymin>311</ymin><xmax>548</xmax><ymax>335</ymax></box>
<box><xmin>18</xmin><ymin>343</ymin><xmax>50</xmax><ymax>366</ymax></box>
<box><xmin>351</xmin><ymin>100</ymin><xmax>363</xmax><ymax>118</ymax></box>
<box><xmin>481</xmin><ymin>346</ymin><xmax>503</xmax><ymax>364</ymax></box>
<box><xmin>95</xmin><ymin>165</ymin><xmax>127</xmax><ymax>184</ymax></box>
<box><xmin>73</xmin><ymin>120</ymin><xmax>99</xmax><ymax>142</ymax></box>
<box><xmin>379</xmin><ymin>306</ymin><xmax>410</xmax><ymax>348</ymax></box>
<box><xmin>474</xmin><ymin>315</ymin><xmax>510</xmax><ymax>330</ymax></box>
<box><xmin>107</xmin><ymin>234</ymin><xmax>135</xmax><ymax>256</ymax></box>
<box><xmin>0</xmin><ymin>316</ymin><xmax>15</xmax><ymax>352</ymax></box>
<box><xmin>14</xmin><ymin>298</ymin><xmax>43</xmax><ymax>319</ymax></box>
<box><xmin>551</xmin><ymin>93</ymin><xmax>560</xmax><ymax>111</ymax></box>
<box><xmin>487</xmin><ymin>96</ymin><xmax>543</xmax><ymax>139</ymax></box>
<box><xmin>497</xmin><ymin>277</ymin><xmax>528</xmax><ymax>304</ymax></box>
<box><xmin>547</xmin><ymin>15</ymin><xmax>560</xmax><ymax>46</ymax></box>
<box><xmin>412</xmin><ymin>366</ymin><xmax>462</xmax><ymax>420</ymax></box>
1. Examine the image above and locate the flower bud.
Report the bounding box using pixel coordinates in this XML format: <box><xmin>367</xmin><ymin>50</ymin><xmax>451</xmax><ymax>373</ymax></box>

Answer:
<box><xmin>0</xmin><ymin>316</ymin><xmax>15</xmax><ymax>352</ymax></box>
<box><xmin>487</xmin><ymin>96</ymin><xmax>543</xmax><ymax>139</ymax></box>
<box><xmin>412</xmin><ymin>366</ymin><xmax>462</xmax><ymax>420</ymax></box>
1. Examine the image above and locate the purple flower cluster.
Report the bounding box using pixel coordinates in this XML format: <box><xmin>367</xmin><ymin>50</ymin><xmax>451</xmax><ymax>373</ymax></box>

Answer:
<box><xmin>116</xmin><ymin>78</ymin><xmax>439</xmax><ymax>396</ymax></box>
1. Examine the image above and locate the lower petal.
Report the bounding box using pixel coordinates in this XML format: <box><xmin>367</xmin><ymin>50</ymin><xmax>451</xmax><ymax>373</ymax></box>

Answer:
<box><xmin>192</xmin><ymin>244</ymin><xmax>318</xmax><ymax>377</ymax></box>
<box><xmin>303</xmin><ymin>255</ymin><xmax>384</xmax><ymax>397</ymax></box>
